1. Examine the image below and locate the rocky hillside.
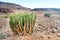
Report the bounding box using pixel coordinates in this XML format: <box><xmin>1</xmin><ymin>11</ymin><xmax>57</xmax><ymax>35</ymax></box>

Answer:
<box><xmin>0</xmin><ymin>1</ymin><xmax>30</xmax><ymax>13</ymax></box>
<box><xmin>32</xmin><ymin>8</ymin><xmax>60</xmax><ymax>13</ymax></box>
<box><xmin>0</xmin><ymin>2</ymin><xmax>29</xmax><ymax>9</ymax></box>
<box><xmin>0</xmin><ymin>1</ymin><xmax>60</xmax><ymax>13</ymax></box>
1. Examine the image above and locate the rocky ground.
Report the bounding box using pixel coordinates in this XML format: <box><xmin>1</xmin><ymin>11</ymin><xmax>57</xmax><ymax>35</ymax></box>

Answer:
<box><xmin>0</xmin><ymin>13</ymin><xmax>60</xmax><ymax>40</ymax></box>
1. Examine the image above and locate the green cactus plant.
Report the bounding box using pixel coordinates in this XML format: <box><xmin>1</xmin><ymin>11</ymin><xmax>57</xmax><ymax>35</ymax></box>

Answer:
<box><xmin>44</xmin><ymin>13</ymin><xmax>51</xmax><ymax>17</ymax></box>
<box><xmin>9</xmin><ymin>12</ymin><xmax>36</xmax><ymax>35</ymax></box>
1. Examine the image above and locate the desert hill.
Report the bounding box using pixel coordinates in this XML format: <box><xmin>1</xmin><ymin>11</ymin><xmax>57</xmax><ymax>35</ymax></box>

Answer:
<box><xmin>0</xmin><ymin>1</ymin><xmax>30</xmax><ymax>13</ymax></box>
<box><xmin>32</xmin><ymin>8</ymin><xmax>60</xmax><ymax>13</ymax></box>
<box><xmin>0</xmin><ymin>2</ymin><xmax>60</xmax><ymax>13</ymax></box>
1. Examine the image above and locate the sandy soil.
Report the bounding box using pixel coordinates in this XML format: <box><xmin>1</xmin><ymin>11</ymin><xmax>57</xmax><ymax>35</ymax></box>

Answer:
<box><xmin>0</xmin><ymin>13</ymin><xmax>60</xmax><ymax>40</ymax></box>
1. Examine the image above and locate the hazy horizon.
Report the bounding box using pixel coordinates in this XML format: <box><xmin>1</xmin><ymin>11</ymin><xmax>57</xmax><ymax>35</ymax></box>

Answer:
<box><xmin>0</xmin><ymin>0</ymin><xmax>60</xmax><ymax>9</ymax></box>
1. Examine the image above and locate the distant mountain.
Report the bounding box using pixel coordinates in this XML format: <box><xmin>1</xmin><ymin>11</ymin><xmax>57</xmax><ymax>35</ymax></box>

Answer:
<box><xmin>32</xmin><ymin>8</ymin><xmax>60</xmax><ymax>13</ymax></box>
<box><xmin>0</xmin><ymin>1</ymin><xmax>30</xmax><ymax>13</ymax></box>
<box><xmin>0</xmin><ymin>1</ymin><xmax>60</xmax><ymax>13</ymax></box>
<box><xmin>0</xmin><ymin>1</ymin><xmax>28</xmax><ymax>9</ymax></box>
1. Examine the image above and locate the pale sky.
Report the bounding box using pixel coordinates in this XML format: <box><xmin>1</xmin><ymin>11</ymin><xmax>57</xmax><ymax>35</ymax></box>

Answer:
<box><xmin>0</xmin><ymin>0</ymin><xmax>60</xmax><ymax>9</ymax></box>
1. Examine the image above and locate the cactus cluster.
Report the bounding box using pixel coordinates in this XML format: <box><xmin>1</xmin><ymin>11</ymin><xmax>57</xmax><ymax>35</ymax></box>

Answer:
<box><xmin>9</xmin><ymin>13</ymin><xmax>36</xmax><ymax>35</ymax></box>
<box><xmin>44</xmin><ymin>13</ymin><xmax>51</xmax><ymax>17</ymax></box>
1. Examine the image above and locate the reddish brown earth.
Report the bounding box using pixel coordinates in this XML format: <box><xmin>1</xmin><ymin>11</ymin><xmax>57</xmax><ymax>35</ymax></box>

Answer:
<box><xmin>0</xmin><ymin>12</ymin><xmax>60</xmax><ymax>40</ymax></box>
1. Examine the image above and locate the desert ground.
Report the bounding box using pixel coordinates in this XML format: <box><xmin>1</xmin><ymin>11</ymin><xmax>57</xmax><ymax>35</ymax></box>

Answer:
<box><xmin>0</xmin><ymin>12</ymin><xmax>60</xmax><ymax>40</ymax></box>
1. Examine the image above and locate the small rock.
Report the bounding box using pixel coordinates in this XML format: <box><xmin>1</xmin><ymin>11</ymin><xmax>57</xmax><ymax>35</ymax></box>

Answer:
<box><xmin>55</xmin><ymin>27</ymin><xmax>58</xmax><ymax>30</ymax></box>
<box><xmin>40</xmin><ymin>36</ymin><xmax>43</xmax><ymax>38</ymax></box>
<box><xmin>56</xmin><ymin>33</ymin><xmax>60</xmax><ymax>37</ymax></box>
<box><xmin>47</xmin><ymin>36</ymin><xmax>51</xmax><ymax>39</ymax></box>
<box><xmin>7</xmin><ymin>34</ymin><xmax>10</xmax><ymax>37</ymax></box>
<box><xmin>50</xmin><ymin>29</ymin><xmax>56</xmax><ymax>33</ymax></box>
<box><xmin>50</xmin><ymin>27</ymin><xmax>53</xmax><ymax>29</ymax></box>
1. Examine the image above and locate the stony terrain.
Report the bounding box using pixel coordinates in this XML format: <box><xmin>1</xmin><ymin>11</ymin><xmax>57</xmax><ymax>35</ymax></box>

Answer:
<box><xmin>0</xmin><ymin>12</ymin><xmax>60</xmax><ymax>40</ymax></box>
<box><xmin>0</xmin><ymin>1</ymin><xmax>60</xmax><ymax>40</ymax></box>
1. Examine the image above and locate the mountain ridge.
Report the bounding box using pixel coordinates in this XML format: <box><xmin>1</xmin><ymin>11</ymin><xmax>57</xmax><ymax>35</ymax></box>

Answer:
<box><xmin>32</xmin><ymin>8</ymin><xmax>60</xmax><ymax>12</ymax></box>
<box><xmin>0</xmin><ymin>1</ymin><xmax>60</xmax><ymax>13</ymax></box>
